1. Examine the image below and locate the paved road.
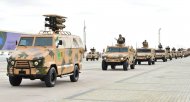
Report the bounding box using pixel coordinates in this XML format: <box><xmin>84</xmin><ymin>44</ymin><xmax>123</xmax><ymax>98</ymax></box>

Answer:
<box><xmin>0</xmin><ymin>56</ymin><xmax>190</xmax><ymax>102</ymax></box>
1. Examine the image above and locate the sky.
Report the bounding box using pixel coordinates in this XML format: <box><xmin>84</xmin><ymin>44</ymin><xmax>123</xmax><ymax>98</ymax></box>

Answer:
<box><xmin>0</xmin><ymin>0</ymin><xmax>190</xmax><ymax>52</ymax></box>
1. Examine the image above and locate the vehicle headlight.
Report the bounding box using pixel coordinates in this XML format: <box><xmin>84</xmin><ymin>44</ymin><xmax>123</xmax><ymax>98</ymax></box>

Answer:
<box><xmin>121</xmin><ymin>57</ymin><xmax>124</xmax><ymax>60</ymax></box>
<box><xmin>33</xmin><ymin>57</ymin><xmax>44</xmax><ymax>67</ymax></box>
<box><xmin>11</xmin><ymin>61</ymin><xmax>15</xmax><ymax>66</ymax></box>
<box><xmin>34</xmin><ymin>61</ymin><xmax>39</xmax><ymax>66</ymax></box>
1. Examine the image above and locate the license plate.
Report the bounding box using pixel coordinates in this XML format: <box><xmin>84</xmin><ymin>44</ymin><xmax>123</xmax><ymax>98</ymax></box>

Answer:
<box><xmin>19</xmin><ymin>71</ymin><xmax>26</xmax><ymax>75</ymax></box>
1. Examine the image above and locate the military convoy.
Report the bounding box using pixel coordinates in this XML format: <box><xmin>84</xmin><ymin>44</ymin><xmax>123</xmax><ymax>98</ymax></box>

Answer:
<box><xmin>5</xmin><ymin>14</ymin><xmax>189</xmax><ymax>87</ymax></box>
<box><xmin>86</xmin><ymin>47</ymin><xmax>100</xmax><ymax>61</ymax></box>
<box><xmin>6</xmin><ymin>14</ymin><xmax>84</xmax><ymax>87</ymax></box>
<box><xmin>135</xmin><ymin>40</ymin><xmax>155</xmax><ymax>65</ymax></box>
<box><xmin>102</xmin><ymin>35</ymin><xmax>136</xmax><ymax>71</ymax></box>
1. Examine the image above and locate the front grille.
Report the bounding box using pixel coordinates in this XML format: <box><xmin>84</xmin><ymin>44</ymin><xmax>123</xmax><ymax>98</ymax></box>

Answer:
<box><xmin>15</xmin><ymin>61</ymin><xmax>30</xmax><ymax>68</ymax></box>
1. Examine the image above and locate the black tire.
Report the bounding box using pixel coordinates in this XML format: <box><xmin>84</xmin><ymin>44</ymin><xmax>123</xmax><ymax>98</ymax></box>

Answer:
<box><xmin>135</xmin><ymin>60</ymin><xmax>137</xmax><ymax>65</ymax></box>
<box><xmin>70</xmin><ymin>65</ymin><xmax>79</xmax><ymax>82</ymax></box>
<box><xmin>138</xmin><ymin>61</ymin><xmax>141</xmax><ymax>65</ymax></box>
<box><xmin>163</xmin><ymin>58</ymin><xmax>166</xmax><ymax>62</ymax></box>
<box><xmin>175</xmin><ymin>56</ymin><xmax>177</xmax><ymax>59</ymax></box>
<box><xmin>165</xmin><ymin>59</ymin><xmax>167</xmax><ymax>62</ymax></box>
<box><xmin>40</xmin><ymin>78</ymin><xmax>44</xmax><ymax>81</ymax></box>
<box><xmin>152</xmin><ymin>60</ymin><xmax>155</xmax><ymax>65</ymax></box>
<box><xmin>44</xmin><ymin>67</ymin><xmax>57</xmax><ymax>87</ymax></box>
<box><xmin>130</xmin><ymin>62</ymin><xmax>135</xmax><ymax>69</ymax></box>
<box><xmin>123</xmin><ymin>62</ymin><xmax>128</xmax><ymax>71</ymax></box>
<box><xmin>148</xmin><ymin>59</ymin><xmax>152</xmax><ymax>65</ymax></box>
<box><xmin>170</xmin><ymin>57</ymin><xmax>172</xmax><ymax>60</ymax></box>
<box><xmin>111</xmin><ymin>65</ymin><xmax>115</xmax><ymax>69</ymax></box>
<box><xmin>86</xmin><ymin>58</ymin><xmax>88</xmax><ymax>61</ymax></box>
<box><xmin>9</xmin><ymin>76</ymin><xmax>22</xmax><ymax>86</ymax></box>
<box><xmin>102</xmin><ymin>60</ymin><xmax>107</xmax><ymax>70</ymax></box>
<box><xmin>96</xmin><ymin>58</ymin><xmax>99</xmax><ymax>61</ymax></box>
<box><xmin>155</xmin><ymin>59</ymin><xmax>157</xmax><ymax>62</ymax></box>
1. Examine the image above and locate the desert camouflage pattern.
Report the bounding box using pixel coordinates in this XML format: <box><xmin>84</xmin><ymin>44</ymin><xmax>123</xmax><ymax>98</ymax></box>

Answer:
<box><xmin>7</xmin><ymin>31</ymin><xmax>84</xmax><ymax>77</ymax></box>
<box><xmin>171</xmin><ymin>48</ymin><xmax>177</xmax><ymax>59</ymax></box>
<box><xmin>102</xmin><ymin>44</ymin><xmax>135</xmax><ymax>71</ymax></box>
<box><xmin>135</xmin><ymin>41</ymin><xmax>155</xmax><ymax>65</ymax></box>
<box><xmin>102</xmin><ymin>44</ymin><xmax>135</xmax><ymax>65</ymax></box>
<box><xmin>176</xmin><ymin>50</ymin><xmax>183</xmax><ymax>58</ymax></box>
<box><xmin>155</xmin><ymin>49</ymin><xmax>167</xmax><ymax>61</ymax></box>
<box><xmin>183</xmin><ymin>48</ymin><xmax>190</xmax><ymax>57</ymax></box>
<box><xmin>86</xmin><ymin>48</ymin><xmax>100</xmax><ymax>61</ymax></box>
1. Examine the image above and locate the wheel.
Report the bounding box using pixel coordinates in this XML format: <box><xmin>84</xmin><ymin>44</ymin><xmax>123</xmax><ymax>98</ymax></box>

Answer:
<box><xmin>163</xmin><ymin>58</ymin><xmax>166</xmax><ymax>62</ymax></box>
<box><xmin>102</xmin><ymin>60</ymin><xmax>107</xmax><ymax>70</ymax></box>
<box><xmin>44</xmin><ymin>67</ymin><xmax>57</xmax><ymax>87</ymax></box>
<box><xmin>96</xmin><ymin>58</ymin><xmax>99</xmax><ymax>61</ymax></box>
<box><xmin>9</xmin><ymin>76</ymin><xmax>22</xmax><ymax>86</ymax></box>
<box><xmin>111</xmin><ymin>65</ymin><xmax>115</xmax><ymax>69</ymax></box>
<box><xmin>123</xmin><ymin>62</ymin><xmax>128</xmax><ymax>71</ymax></box>
<box><xmin>40</xmin><ymin>78</ymin><xmax>44</xmax><ymax>81</ymax></box>
<box><xmin>175</xmin><ymin>56</ymin><xmax>177</xmax><ymax>59</ymax></box>
<box><xmin>138</xmin><ymin>61</ymin><xmax>141</xmax><ymax>65</ymax></box>
<box><xmin>169</xmin><ymin>56</ymin><xmax>172</xmax><ymax>60</ymax></box>
<box><xmin>70</xmin><ymin>65</ymin><xmax>79</xmax><ymax>82</ymax></box>
<box><xmin>165</xmin><ymin>59</ymin><xmax>167</xmax><ymax>62</ymax></box>
<box><xmin>86</xmin><ymin>58</ymin><xmax>88</xmax><ymax>61</ymax></box>
<box><xmin>152</xmin><ymin>60</ymin><xmax>155</xmax><ymax>65</ymax></box>
<box><xmin>148</xmin><ymin>59</ymin><xmax>152</xmax><ymax>65</ymax></box>
<box><xmin>130</xmin><ymin>62</ymin><xmax>135</xmax><ymax>69</ymax></box>
<box><xmin>135</xmin><ymin>60</ymin><xmax>137</xmax><ymax>65</ymax></box>
<box><xmin>155</xmin><ymin>59</ymin><xmax>157</xmax><ymax>62</ymax></box>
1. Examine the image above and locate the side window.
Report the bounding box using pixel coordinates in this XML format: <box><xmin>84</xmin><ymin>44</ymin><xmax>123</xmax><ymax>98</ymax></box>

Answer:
<box><xmin>72</xmin><ymin>38</ymin><xmax>79</xmax><ymax>48</ymax></box>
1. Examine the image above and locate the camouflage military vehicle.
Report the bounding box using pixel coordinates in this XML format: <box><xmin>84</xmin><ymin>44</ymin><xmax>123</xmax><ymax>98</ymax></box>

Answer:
<box><xmin>176</xmin><ymin>48</ymin><xmax>183</xmax><ymax>58</ymax></box>
<box><xmin>171</xmin><ymin>47</ymin><xmax>177</xmax><ymax>59</ymax></box>
<box><xmin>155</xmin><ymin>43</ymin><xmax>171</xmax><ymax>62</ymax></box>
<box><xmin>165</xmin><ymin>46</ymin><xmax>172</xmax><ymax>60</ymax></box>
<box><xmin>135</xmin><ymin>40</ymin><xmax>155</xmax><ymax>65</ymax></box>
<box><xmin>102</xmin><ymin>35</ymin><xmax>135</xmax><ymax>71</ymax></box>
<box><xmin>86</xmin><ymin>47</ymin><xmax>100</xmax><ymax>61</ymax></box>
<box><xmin>183</xmin><ymin>48</ymin><xmax>190</xmax><ymax>57</ymax></box>
<box><xmin>6</xmin><ymin>14</ymin><xmax>84</xmax><ymax>87</ymax></box>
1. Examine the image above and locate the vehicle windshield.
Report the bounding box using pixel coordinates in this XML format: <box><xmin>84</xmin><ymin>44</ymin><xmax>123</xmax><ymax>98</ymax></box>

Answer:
<box><xmin>155</xmin><ymin>50</ymin><xmax>165</xmax><ymax>53</ymax></box>
<box><xmin>18</xmin><ymin>37</ymin><xmax>34</xmax><ymax>46</ymax></box>
<box><xmin>137</xmin><ymin>49</ymin><xmax>151</xmax><ymax>53</ymax></box>
<box><xmin>34</xmin><ymin>37</ymin><xmax>53</xmax><ymax>46</ymax></box>
<box><xmin>107</xmin><ymin>47</ymin><xmax>128</xmax><ymax>52</ymax></box>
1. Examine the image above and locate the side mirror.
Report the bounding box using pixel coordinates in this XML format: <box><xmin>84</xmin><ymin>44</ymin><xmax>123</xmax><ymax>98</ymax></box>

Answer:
<box><xmin>16</xmin><ymin>40</ymin><xmax>18</xmax><ymax>45</ymax></box>
<box><xmin>58</xmin><ymin>40</ymin><xmax>62</xmax><ymax>45</ymax></box>
<box><xmin>56</xmin><ymin>40</ymin><xmax>62</xmax><ymax>48</ymax></box>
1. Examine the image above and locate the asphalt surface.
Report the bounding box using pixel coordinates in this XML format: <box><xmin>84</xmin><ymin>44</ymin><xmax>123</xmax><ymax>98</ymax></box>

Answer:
<box><xmin>0</xmin><ymin>56</ymin><xmax>190</xmax><ymax>102</ymax></box>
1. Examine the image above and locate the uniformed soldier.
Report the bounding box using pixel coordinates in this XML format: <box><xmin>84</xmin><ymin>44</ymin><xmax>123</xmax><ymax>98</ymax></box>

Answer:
<box><xmin>116</xmin><ymin>34</ymin><xmax>125</xmax><ymax>44</ymax></box>
<box><xmin>142</xmin><ymin>40</ymin><xmax>148</xmax><ymax>48</ymax></box>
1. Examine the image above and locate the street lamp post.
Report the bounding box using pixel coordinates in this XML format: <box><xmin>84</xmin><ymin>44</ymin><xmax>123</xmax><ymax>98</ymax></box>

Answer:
<box><xmin>158</xmin><ymin>28</ymin><xmax>161</xmax><ymax>44</ymax></box>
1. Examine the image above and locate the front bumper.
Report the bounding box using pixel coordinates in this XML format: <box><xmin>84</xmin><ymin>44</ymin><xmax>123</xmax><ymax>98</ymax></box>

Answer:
<box><xmin>136</xmin><ymin>56</ymin><xmax>150</xmax><ymax>61</ymax></box>
<box><xmin>7</xmin><ymin>60</ymin><xmax>48</xmax><ymax>78</ymax></box>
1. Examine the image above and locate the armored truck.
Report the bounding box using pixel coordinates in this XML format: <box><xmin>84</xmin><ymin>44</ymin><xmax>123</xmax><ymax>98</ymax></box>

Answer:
<box><xmin>86</xmin><ymin>47</ymin><xmax>99</xmax><ymax>61</ymax></box>
<box><xmin>102</xmin><ymin>35</ymin><xmax>135</xmax><ymax>71</ymax></box>
<box><xmin>165</xmin><ymin>46</ymin><xmax>172</xmax><ymax>60</ymax></box>
<box><xmin>171</xmin><ymin>47</ymin><xmax>177</xmax><ymax>59</ymax></box>
<box><xmin>176</xmin><ymin>48</ymin><xmax>183</xmax><ymax>58</ymax></box>
<box><xmin>6</xmin><ymin>14</ymin><xmax>84</xmax><ymax>87</ymax></box>
<box><xmin>155</xmin><ymin>43</ymin><xmax>169</xmax><ymax>62</ymax></box>
<box><xmin>135</xmin><ymin>40</ymin><xmax>155</xmax><ymax>65</ymax></box>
